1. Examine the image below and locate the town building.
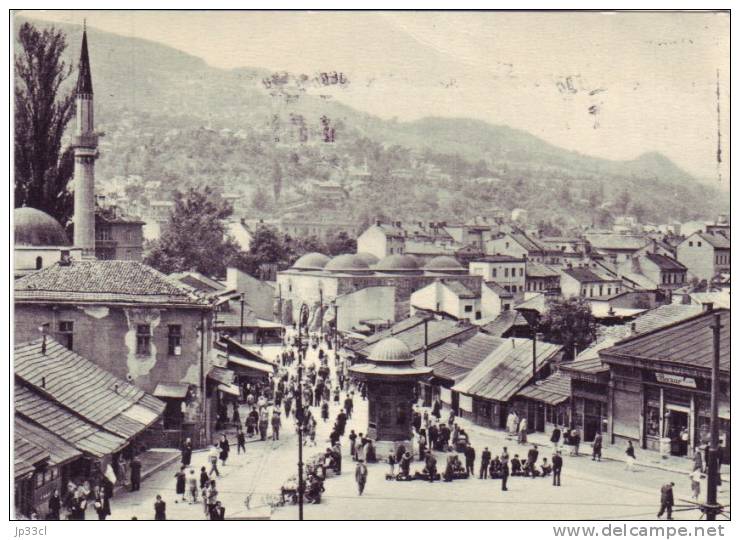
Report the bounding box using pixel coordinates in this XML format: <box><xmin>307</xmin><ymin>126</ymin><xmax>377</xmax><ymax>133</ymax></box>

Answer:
<box><xmin>94</xmin><ymin>202</ymin><xmax>145</xmax><ymax>261</ymax></box>
<box><xmin>14</xmin><ymin>259</ymin><xmax>215</xmax><ymax>446</ymax></box>
<box><xmin>525</xmin><ymin>261</ymin><xmax>561</xmax><ymax>293</ymax></box>
<box><xmin>410</xmin><ymin>280</ymin><xmax>482</xmax><ymax>322</ymax></box>
<box><xmin>584</xmin><ymin>233</ymin><xmax>649</xmax><ymax>264</ymax></box>
<box><xmin>515</xmin><ymin>370</ymin><xmax>572</xmax><ymax>435</ymax></box>
<box><xmin>485</xmin><ymin>231</ymin><xmax>546</xmax><ymax>262</ymax></box>
<box><xmin>600</xmin><ymin>308</ymin><xmax>729</xmax><ymax>462</ymax></box>
<box><xmin>560</xmin><ymin>267</ymin><xmax>623</xmax><ymax>298</ymax></box>
<box><xmin>480</xmin><ymin>282</ymin><xmax>515</xmax><ymax>320</ymax></box>
<box><xmin>14</xmin><ymin>207</ymin><xmax>83</xmax><ymax>278</ymax></box>
<box><xmin>616</xmin><ymin>253</ymin><xmax>687</xmax><ymax>293</ymax></box>
<box><xmin>676</xmin><ymin>231</ymin><xmax>731</xmax><ymax>282</ymax></box>
<box><xmin>469</xmin><ymin>255</ymin><xmax>527</xmax><ymax>292</ymax></box>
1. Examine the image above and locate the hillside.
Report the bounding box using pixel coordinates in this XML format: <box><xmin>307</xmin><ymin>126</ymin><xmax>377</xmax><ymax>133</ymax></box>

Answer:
<box><xmin>15</xmin><ymin>17</ymin><xmax>729</xmax><ymax>232</ymax></box>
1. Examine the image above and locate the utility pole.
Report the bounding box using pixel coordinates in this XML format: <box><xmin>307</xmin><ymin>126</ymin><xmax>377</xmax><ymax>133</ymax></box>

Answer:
<box><xmin>334</xmin><ymin>302</ymin><xmax>340</xmax><ymax>354</ymax></box>
<box><xmin>319</xmin><ymin>287</ymin><xmax>323</xmax><ymax>336</ymax></box>
<box><xmin>296</xmin><ymin>354</ymin><xmax>305</xmax><ymax>520</ymax></box>
<box><xmin>199</xmin><ymin>310</ymin><xmax>207</xmax><ymax>447</ymax></box>
<box><xmin>706</xmin><ymin>312</ymin><xmax>723</xmax><ymax>520</ymax></box>
<box><xmin>239</xmin><ymin>294</ymin><xmax>245</xmax><ymax>344</ymax></box>
<box><xmin>423</xmin><ymin>317</ymin><xmax>429</xmax><ymax>367</ymax></box>
<box><xmin>532</xmin><ymin>331</ymin><xmax>537</xmax><ymax>381</ymax></box>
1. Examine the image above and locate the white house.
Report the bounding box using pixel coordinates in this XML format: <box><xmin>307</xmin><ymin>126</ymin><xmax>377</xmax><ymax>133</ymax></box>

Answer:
<box><xmin>410</xmin><ymin>280</ymin><xmax>482</xmax><ymax>322</ymax></box>
<box><xmin>676</xmin><ymin>231</ymin><xmax>730</xmax><ymax>282</ymax></box>
<box><xmin>357</xmin><ymin>222</ymin><xmax>406</xmax><ymax>260</ymax></box>
<box><xmin>480</xmin><ymin>281</ymin><xmax>514</xmax><ymax>320</ymax></box>
<box><xmin>469</xmin><ymin>255</ymin><xmax>527</xmax><ymax>293</ymax></box>
<box><xmin>560</xmin><ymin>267</ymin><xmax>623</xmax><ymax>298</ymax></box>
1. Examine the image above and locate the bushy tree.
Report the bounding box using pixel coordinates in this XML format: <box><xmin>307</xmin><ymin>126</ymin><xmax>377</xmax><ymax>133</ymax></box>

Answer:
<box><xmin>538</xmin><ymin>297</ymin><xmax>597</xmax><ymax>360</ymax></box>
<box><xmin>144</xmin><ymin>187</ymin><xmax>240</xmax><ymax>277</ymax></box>
<box><xmin>248</xmin><ymin>225</ymin><xmax>287</xmax><ymax>265</ymax></box>
<box><xmin>14</xmin><ymin>22</ymin><xmax>75</xmax><ymax>225</ymax></box>
<box><xmin>326</xmin><ymin>231</ymin><xmax>357</xmax><ymax>255</ymax></box>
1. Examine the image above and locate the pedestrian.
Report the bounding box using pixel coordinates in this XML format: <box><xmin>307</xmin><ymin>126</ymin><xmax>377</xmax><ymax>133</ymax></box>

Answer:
<box><xmin>550</xmin><ymin>426</ymin><xmax>561</xmax><ymax>452</ymax></box>
<box><xmin>349</xmin><ymin>430</ymin><xmax>358</xmax><ymax>460</ymax></box>
<box><xmin>237</xmin><ymin>427</ymin><xmax>246</xmax><ymax>454</ymax></box>
<box><xmin>199</xmin><ymin>466</ymin><xmax>209</xmax><ymax>490</ymax></box>
<box><xmin>181</xmin><ymin>437</ymin><xmax>193</xmax><ymax>467</ymax></box>
<box><xmin>570</xmin><ymin>428</ymin><xmax>581</xmax><ymax>456</ymax></box>
<box><xmin>259</xmin><ymin>409</ymin><xmax>269</xmax><ymax>441</ymax></box>
<box><xmin>130</xmin><ymin>455</ymin><xmax>142</xmax><ymax>492</ymax></box>
<box><xmin>208</xmin><ymin>444</ymin><xmax>221</xmax><ymax>477</ymax></box>
<box><xmin>154</xmin><ymin>495</ymin><xmax>166</xmax><ymax>520</ymax></box>
<box><xmin>518</xmin><ymin>417</ymin><xmax>528</xmax><ymax>444</ymax></box>
<box><xmin>625</xmin><ymin>441</ymin><xmax>637</xmax><ymax>471</ymax></box>
<box><xmin>209</xmin><ymin>501</ymin><xmax>226</xmax><ymax>520</ymax></box>
<box><xmin>206</xmin><ymin>479</ymin><xmax>219</xmax><ymax>517</ymax></box>
<box><xmin>219</xmin><ymin>434</ymin><xmax>230</xmax><ymax>466</ymax></box>
<box><xmin>47</xmin><ymin>489</ymin><xmax>61</xmax><ymax>520</ymax></box>
<box><xmin>425</xmin><ymin>451</ymin><xmax>438</xmax><ymax>482</ymax></box>
<box><xmin>657</xmin><ymin>482</ymin><xmax>675</xmax><ymax>520</ymax></box>
<box><xmin>188</xmin><ymin>469</ymin><xmax>199</xmax><ymax>503</ymax></box>
<box><xmin>344</xmin><ymin>395</ymin><xmax>354</xmax><ymax>419</ymax></box>
<box><xmin>388</xmin><ymin>451</ymin><xmax>396</xmax><ymax>477</ymax></box>
<box><xmin>480</xmin><ymin>447</ymin><xmax>492</xmax><ymax>479</ymax></box>
<box><xmin>93</xmin><ymin>485</ymin><xmax>110</xmax><ymax>520</ymax></box>
<box><xmin>592</xmin><ymin>432</ymin><xmax>603</xmax><ymax>462</ymax></box>
<box><xmin>689</xmin><ymin>468</ymin><xmax>703</xmax><ymax>500</ymax></box>
<box><xmin>464</xmin><ymin>444</ymin><xmax>476</xmax><ymax>477</ymax></box>
<box><xmin>527</xmin><ymin>444</ymin><xmax>539</xmax><ymax>478</ymax></box>
<box><xmin>272</xmin><ymin>410</ymin><xmax>282</xmax><ymax>441</ymax></box>
<box><xmin>552</xmin><ymin>451</ymin><xmax>563</xmax><ymax>486</ymax></box>
<box><xmin>432</xmin><ymin>400</ymin><xmax>441</xmax><ymax>421</ymax></box>
<box><xmin>175</xmin><ymin>465</ymin><xmax>187</xmax><ymax>501</ymax></box>
<box><xmin>501</xmin><ymin>458</ymin><xmax>509</xmax><ymax>491</ymax></box>
<box><xmin>355</xmin><ymin>460</ymin><xmax>368</xmax><ymax>495</ymax></box>
<box><xmin>693</xmin><ymin>447</ymin><xmax>704</xmax><ymax>473</ymax></box>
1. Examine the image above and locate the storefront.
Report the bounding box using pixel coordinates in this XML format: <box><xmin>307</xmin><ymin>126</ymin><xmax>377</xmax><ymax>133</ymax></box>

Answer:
<box><xmin>516</xmin><ymin>371</ymin><xmax>572</xmax><ymax>434</ymax></box>
<box><xmin>601</xmin><ymin>309</ymin><xmax>730</xmax><ymax>464</ymax></box>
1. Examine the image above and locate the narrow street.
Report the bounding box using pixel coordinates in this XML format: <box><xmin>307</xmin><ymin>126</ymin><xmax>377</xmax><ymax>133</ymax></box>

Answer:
<box><xmin>101</xmin><ymin>334</ymin><xmax>729</xmax><ymax>520</ymax></box>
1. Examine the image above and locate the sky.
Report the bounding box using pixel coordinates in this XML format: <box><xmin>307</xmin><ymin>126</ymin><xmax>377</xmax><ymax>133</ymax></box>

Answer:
<box><xmin>18</xmin><ymin>10</ymin><xmax>730</xmax><ymax>185</ymax></box>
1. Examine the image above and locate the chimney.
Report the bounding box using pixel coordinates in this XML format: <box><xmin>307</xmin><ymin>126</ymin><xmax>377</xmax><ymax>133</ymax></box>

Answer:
<box><xmin>59</xmin><ymin>250</ymin><xmax>72</xmax><ymax>266</ymax></box>
<box><xmin>375</xmin><ymin>218</ymin><xmax>381</xmax><ymax>226</ymax></box>
<box><xmin>41</xmin><ymin>377</ymin><xmax>46</xmax><ymax>389</ymax></box>
<box><xmin>702</xmin><ymin>302</ymin><xmax>714</xmax><ymax>312</ymax></box>
<box><xmin>511</xmin><ymin>339</ymin><xmax>516</xmax><ymax>349</ymax></box>
<box><xmin>630</xmin><ymin>322</ymin><xmax>637</xmax><ymax>335</ymax></box>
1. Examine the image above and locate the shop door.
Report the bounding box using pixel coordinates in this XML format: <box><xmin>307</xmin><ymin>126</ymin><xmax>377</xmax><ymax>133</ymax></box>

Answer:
<box><xmin>535</xmin><ymin>403</ymin><xmax>545</xmax><ymax>432</ymax></box>
<box><xmin>584</xmin><ymin>416</ymin><xmax>601</xmax><ymax>442</ymax></box>
<box><xmin>667</xmin><ymin>410</ymin><xmax>689</xmax><ymax>456</ymax></box>
<box><xmin>451</xmin><ymin>391</ymin><xmax>460</xmax><ymax>415</ymax></box>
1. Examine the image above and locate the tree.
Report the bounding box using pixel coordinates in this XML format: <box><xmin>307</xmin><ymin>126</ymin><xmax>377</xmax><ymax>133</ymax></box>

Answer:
<box><xmin>538</xmin><ymin>297</ymin><xmax>597</xmax><ymax>360</ymax></box>
<box><xmin>272</xmin><ymin>160</ymin><xmax>282</xmax><ymax>203</ymax></box>
<box><xmin>144</xmin><ymin>187</ymin><xmax>240</xmax><ymax>276</ymax></box>
<box><xmin>248</xmin><ymin>225</ymin><xmax>287</xmax><ymax>265</ymax></box>
<box><xmin>14</xmin><ymin>22</ymin><xmax>76</xmax><ymax>225</ymax></box>
<box><xmin>291</xmin><ymin>235</ymin><xmax>327</xmax><ymax>260</ymax></box>
<box><xmin>326</xmin><ymin>231</ymin><xmax>357</xmax><ymax>255</ymax></box>
<box><xmin>615</xmin><ymin>189</ymin><xmax>631</xmax><ymax>215</ymax></box>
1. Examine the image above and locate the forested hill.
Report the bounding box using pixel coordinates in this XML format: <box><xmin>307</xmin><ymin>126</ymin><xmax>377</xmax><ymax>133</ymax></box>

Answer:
<box><xmin>16</xmin><ymin>17</ymin><xmax>729</xmax><ymax>232</ymax></box>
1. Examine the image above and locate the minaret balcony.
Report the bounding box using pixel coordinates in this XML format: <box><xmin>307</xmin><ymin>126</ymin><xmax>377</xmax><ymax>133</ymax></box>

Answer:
<box><xmin>72</xmin><ymin>134</ymin><xmax>99</xmax><ymax>148</ymax></box>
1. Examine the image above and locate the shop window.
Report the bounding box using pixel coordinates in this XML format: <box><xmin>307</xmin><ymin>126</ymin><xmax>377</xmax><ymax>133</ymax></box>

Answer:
<box><xmin>136</xmin><ymin>324</ymin><xmax>151</xmax><ymax>355</ymax></box>
<box><xmin>168</xmin><ymin>325</ymin><xmax>182</xmax><ymax>355</ymax></box>
<box><xmin>645</xmin><ymin>405</ymin><xmax>661</xmax><ymax>437</ymax></box>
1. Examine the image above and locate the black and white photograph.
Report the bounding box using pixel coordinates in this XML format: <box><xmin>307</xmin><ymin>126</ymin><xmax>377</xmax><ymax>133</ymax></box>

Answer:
<box><xmin>9</xmin><ymin>8</ymin><xmax>731</xmax><ymax>523</ymax></box>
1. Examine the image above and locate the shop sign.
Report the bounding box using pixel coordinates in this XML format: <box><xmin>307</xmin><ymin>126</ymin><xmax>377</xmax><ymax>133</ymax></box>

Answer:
<box><xmin>655</xmin><ymin>372</ymin><xmax>696</xmax><ymax>388</ymax></box>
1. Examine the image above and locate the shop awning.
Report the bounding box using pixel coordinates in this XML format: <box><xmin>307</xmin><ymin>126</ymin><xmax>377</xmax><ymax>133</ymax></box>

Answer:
<box><xmin>153</xmin><ymin>383</ymin><xmax>190</xmax><ymax>399</ymax></box>
<box><xmin>208</xmin><ymin>366</ymin><xmax>235</xmax><ymax>385</ymax></box>
<box><xmin>227</xmin><ymin>355</ymin><xmax>274</xmax><ymax>374</ymax></box>
<box><xmin>218</xmin><ymin>383</ymin><xmax>241</xmax><ymax>397</ymax></box>
<box><xmin>516</xmin><ymin>371</ymin><xmax>572</xmax><ymax>406</ymax></box>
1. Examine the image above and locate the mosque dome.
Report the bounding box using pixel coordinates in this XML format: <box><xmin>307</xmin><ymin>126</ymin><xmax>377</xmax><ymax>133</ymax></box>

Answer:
<box><xmin>368</xmin><ymin>337</ymin><xmax>412</xmax><ymax>363</ymax></box>
<box><xmin>374</xmin><ymin>254</ymin><xmax>421</xmax><ymax>273</ymax></box>
<box><xmin>423</xmin><ymin>255</ymin><xmax>465</xmax><ymax>274</ymax></box>
<box><xmin>355</xmin><ymin>252</ymin><xmax>380</xmax><ymax>266</ymax></box>
<box><xmin>324</xmin><ymin>254</ymin><xmax>371</xmax><ymax>274</ymax></box>
<box><xmin>292</xmin><ymin>252</ymin><xmax>330</xmax><ymax>271</ymax></box>
<box><xmin>14</xmin><ymin>208</ymin><xmax>70</xmax><ymax>247</ymax></box>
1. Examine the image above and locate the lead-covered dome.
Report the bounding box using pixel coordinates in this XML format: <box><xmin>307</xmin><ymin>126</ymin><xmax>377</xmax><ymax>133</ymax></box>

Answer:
<box><xmin>423</xmin><ymin>255</ymin><xmax>465</xmax><ymax>274</ymax></box>
<box><xmin>292</xmin><ymin>252</ymin><xmax>330</xmax><ymax>271</ymax></box>
<box><xmin>355</xmin><ymin>252</ymin><xmax>380</xmax><ymax>266</ymax></box>
<box><xmin>368</xmin><ymin>337</ymin><xmax>412</xmax><ymax>363</ymax></box>
<box><xmin>374</xmin><ymin>254</ymin><xmax>421</xmax><ymax>274</ymax></box>
<box><xmin>14</xmin><ymin>207</ymin><xmax>70</xmax><ymax>247</ymax></box>
<box><xmin>324</xmin><ymin>253</ymin><xmax>371</xmax><ymax>274</ymax></box>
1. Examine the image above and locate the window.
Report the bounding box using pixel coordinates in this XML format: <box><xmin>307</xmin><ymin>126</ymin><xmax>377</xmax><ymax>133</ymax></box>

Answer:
<box><xmin>503</xmin><ymin>303</ymin><xmax>510</xmax><ymax>311</ymax></box>
<box><xmin>35</xmin><ymin>256</ymin><xmax>43</xmax><ymax>270</ymax></box>
<box><xmin>492</xmin><ymin>268</ymin><xmax>497</xmax><ymax>278</ymax></box>
<box><xmin>136</xmin><ymin>324</ymin><xmax>151</xmax><ymax>355</ymax></box>
<box><xmin>519</xmin><ymin>268</ymin><xmax>524</xmax><ymax>277</ymax></box>
<box><xmin>168</xmin><ymin>325</ymin><xmax>182</xmax><ymax>355</ymax></box>
<box><xmin>96</xmin><ymin>225</ymin><xmax>112</xmax><ymax>241</ymax></box>
<box><xmin>475</xmin><ymin>311</ymin><xmax>481</xmax><ymax>320</ymax></box>
<box><xmin>689</xmin><ymin>241</ymin><xmax>693</xmax><ymax>247</ymax></box>
<box><xmin>58</xmin><ymin>321</ymin><xmax>74</xmax><ymax>350</ymax></box>
<box><xmin>607</xmin><ymin>287</ymin><xmax>611</xmax><ymax>296</ymax></box>
<box><xmin>464</xmin><ymin>305</ymin><xmax>473</xmax><ymax>313</ymax></box>
<box><xmin>504</xmin><ymin>268</ymin><xmax>509</xmax><ymax>278</ymax></box>
<box><xmin>505</xmin><ymin>242</ymin><xmax>509</xmax><ymax>249</ymax></box>
<box><xmin>697</xmin><ymin>241</ymin><xmax>702</xmax><ymax>247</ymax></box>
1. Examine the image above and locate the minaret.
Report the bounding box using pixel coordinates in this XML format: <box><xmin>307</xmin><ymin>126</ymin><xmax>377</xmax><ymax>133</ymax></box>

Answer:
<box><xmin>72</xmin><ymin>24</ymin><xmax>97</xmax><ymax>256</ymax></box>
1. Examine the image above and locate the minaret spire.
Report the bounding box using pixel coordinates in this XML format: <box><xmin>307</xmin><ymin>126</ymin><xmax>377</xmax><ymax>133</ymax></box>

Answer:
<box><xmin>72</xmin><ymin>24</ymin><xmax>97</xmax><ymax>257</ymax></box>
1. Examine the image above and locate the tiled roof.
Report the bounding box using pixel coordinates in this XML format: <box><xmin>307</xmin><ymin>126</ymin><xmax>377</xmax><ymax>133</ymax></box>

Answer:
<box><xmin>697</xmin><ymin>232</ymin><xmax>730</xmax><ymax>249</ymax></box>
<box><xmin>15</xmin><ymin>417</ymin><xmax>82</xmax><ymax>467</ymax></box>
<box><xmin>601</xmin><ymin>309</ymin><xmax>730</xmax><ymax>374</ymax></box>
<box><xmin>526</xmin><ymin>262</ymin><xmax>560</xmax><ymax>278</ymax></box>
<box><xmin>453</xmin><ymin>339</ymin><xmax>562</xmax><ymax>402</ymax></box>
<box><xmin>442</xmin><ymin>280</ymin><xmax>477</xmax><ymax>299</ymax></box>
<box><xmin>411</xmin><ymin>341</ymin><xmax>458</xmax><ymax>369</ymax></box>
<box><xmin>601</xmin><ymin>304</ymin><xmax>703</xmax><ymax>341</ymax></box>
<box><xmin>510</xmin><ymin>232</ymin><xmax>545</xmax><ymax>253</ymax></box>
<box><xmin>585</xmin><ymin>233</ymin><xmax>648</xmax><ymax>251</ymax></box>
<box><xmin>644</xmin><ymin>253</ymin><xmax>687</xmax><ymax>271</ymax></box>
<box><xmin>517</xmin><ymin>370</ymin><xmax>572</xmax><ymax>405</ymax></box>
<box><xmin>560</xmin><ymin>338</ymin><xmax>617</xmax><ymax>375</ymax></box>
<box><xmin>14</xmin><ymin>430</ymin><xmax>49</xmax><ymax>477</ymax></box>
<box><xmin>15</xmin><ymin>339</ymin><xmax>165</xmax><ymax>439</ymax></box>
<box><xmin>432</xmin><ymin>334</ymin><xmax>506</xmax><ymax>383</ymax></box>
<box><xmin>15</xmin><ymin>260</ymin><xmax>202</xmax><ymax>305</ymax></box>
<box><xmin>474</xmin><ymin>255</ymin><xmax>525</xmax><ymax>263</ymax></box>
<box><xmin>515</xmin><ymin>294</ymin><xmax>547</xmax><ymax>314</ymax></box>
<box><xmin>484</xmin><ymin>281</ymin><xmax>513</xmax><ymax>298</ymax></box>
<box><xmin>15</xmin><ymin>384</ymin><xmax>127</xmax><ymax>458</ymax></box>
<box><xmin>480</xmin><ymin>310</ymin><xmax>529</xmax><ymax>336</ymax></box>
<box><xmin>353</xmin><ymin>316</ymin><xmax>473</xmax><ymax>357</ymax></box>
<box><xmin>169</xmin><ymin>271</ymin><xmax>225</xmax><ymax>292</ymax></box>
<box><xmin>563</xmin><ymin>267</ymin><xmax>613</xmax><ymax>283</ymax></box>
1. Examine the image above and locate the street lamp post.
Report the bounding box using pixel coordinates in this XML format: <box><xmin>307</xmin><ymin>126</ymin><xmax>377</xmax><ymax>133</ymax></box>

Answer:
<box><xmin>239</xmin><ymin>294</ymin><xmax>245</xmax><ymax>344</ymax></box>
<box><xmin>295</xmin><ymin>343</ymin><xmax>305</xmax><ymax>520</ymax></box>
<box><xmin>706</xmin><ymin>312</ymin><xmax>723</xmax><ymax>520</ymax></box>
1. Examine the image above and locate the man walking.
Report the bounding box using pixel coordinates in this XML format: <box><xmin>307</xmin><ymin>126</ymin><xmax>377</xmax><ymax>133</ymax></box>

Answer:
<box><xmin>208</xmin><ymin>443</ymin><xmax>220</xmax><ymax>477</ymax></box>
<box><xmin>657</xmin><ymin>482</ymin><xmax>675</xmax><ymax>520</ymax></box>
<box><xmin>130</xmin><ymin>456</ymin><xmax>142</xmax><ymax>492</ymax></box>
<box><xmin>527</xmin><ymin>444</ymin><xmax>539</xmax><ymax>478</ymax></box>
<box><xmin>355</xmin><ymin>460</ymin><xmax>368</xmax><ymax>495</ymax></box>
<box><xmin>592</xmin><ymin>432</ymin><xmax>603</xmax><ymax>462</ymax></box>
<box><xmin>480</xmin><ymin>447</ymin><xmax>492</xmax><ymax>479</ymax></box>
<box><xmin>271</xmin><ymin>410</ymin><xmax>282</xmax><ymax>441</ymax></box>
<box><xmin>501</xmin><ymin>458</ymin><xmax>509</xmax><ymax>491</ymax></box>
<box><xmin>464</xmin><ymin>444</ymin><xmax>476</xmax><ymax>477</ymax></box>
<box><xmin>552</xmin><ymin>451</ymin><xmax>563</xmax><ymax>486</ymax></box>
